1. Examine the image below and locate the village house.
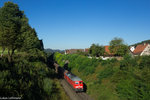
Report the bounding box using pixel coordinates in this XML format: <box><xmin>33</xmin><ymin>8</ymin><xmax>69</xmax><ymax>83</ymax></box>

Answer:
<box><xmin>99</xmin><ymin>46</ymin><xmax>115</xmax><ymax>60</ymax></box>
<box><xmin>65</xmin><ymin>48</ymin><xmax>89</xmax><ymax>54</ymax></box>
<box><xmin>130</xmin><ymin>43</ymin><xmax>150</xmax><ymax>56</ymax></box>
<box><xmin>104</xmin><ymin>46</ymin><xmax>114</xmax><ymax>56</ymax></box>
<box><xmin>65</xmin><ymin>46</ymin><xmax>124</xmax><ymax>60</ymax></box>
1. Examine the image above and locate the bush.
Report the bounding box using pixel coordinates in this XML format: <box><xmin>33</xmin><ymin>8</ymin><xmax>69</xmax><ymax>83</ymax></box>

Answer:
<box><xmin>120</xmin><ymin>55</ymin><xmax>137</xmax><ymax>70</ymax></box>
<box><xmin>116</xmin><ymin>77</ymin><xmax>150</xmax><ymax>100</ymax></box>
<box><xmin>0</xmin><ymin>70</ymin><xmax>10</xmax><ymax>88</ymax></box>
<box><xmin>83</xmin><ymin>66</ymin><xmax>95</xmax><ymax>75</ymax></box>
<box><xmin>43</xmin><ymin>78</ymin><xmax>53</xmax><ymax>95</ymax></box>
<box><xmin>98</xmin><ymin>66</ymin><xmax>114</xmax><ymax>83</ymax></box>
<box><xmin>138</xmin><ymin>56</ymin><xmax>150</xmax><ymax>69</ymax></box>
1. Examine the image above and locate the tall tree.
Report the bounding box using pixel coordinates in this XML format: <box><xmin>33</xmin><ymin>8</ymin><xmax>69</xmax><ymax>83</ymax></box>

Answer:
<box><xmin>89</xmin><ymin>44</ymin><xmax>105</xmax><ymax>57</ymax></box>
<box><xmin>0</xmin><ymin>2</ymin><xmax>24</xmax><ymax>62</ymax></box>
<box><xmin>20</xmin><ymin>26</ymin><xmax>43</xmax><ymax>51</ymax></box>
<box><xmin>109</xmin><ymin>37</ymin><xmax>128</xmax><ymax>56</ymax></box>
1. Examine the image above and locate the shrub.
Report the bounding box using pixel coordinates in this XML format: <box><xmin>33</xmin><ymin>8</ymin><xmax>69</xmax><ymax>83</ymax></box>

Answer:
<box><xmin>120</xmin><ymin>54</ymin><xmax>137</xmax><ymax>70</ymax></box>
<box><xmin>138</xmin><ymin>56</ymin><xmax>150</xmax><ymax>69</ymax></box>
<box><xmin>98</xmin><ymin>66</ymin><xmax>114</xmax><ymax>83</ymax></box>
<box><xmin>83</xmin><ymin>66</ymin><xmax>95</xmax><ymax>75</ymax></box>
<box><xmin>116</xmin><ymin>78</ymin><xmax>150</xmax><ymax>100</ymax></box>
<box><xmin>43</xmin><ymin>78</ymin><xmax>53</xmax><ymax>95</ymax></box>
<box><xmin>0</xmin><ymin>70</ymin><xmax>10</xmax><ymax>88</ymax></box>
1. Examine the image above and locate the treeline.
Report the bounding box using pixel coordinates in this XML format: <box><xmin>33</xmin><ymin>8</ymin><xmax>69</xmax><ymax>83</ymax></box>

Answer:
<box><xmin>0</xmin><ymin>2</ymin><xmax>69</xmax><ymax>100</ymax></box>
<box><xmin>89</xmin><ymin>37</ymin><xmax>128</xmax><ymax>57</ymax></box>
<box><xmin>54</xmin><ymin>52</ymin><xmax>150</xmax><ymax>100</ymax></box>
<box><xmin>132</xmin><ymin>39</ymin><xmax>150</xmax><ymax>47</ymax></box>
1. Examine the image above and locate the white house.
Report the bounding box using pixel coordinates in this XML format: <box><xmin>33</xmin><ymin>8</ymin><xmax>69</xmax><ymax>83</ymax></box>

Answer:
<box><xmin>133</xmin><ymin>43</ymin><xmax>150</xmax><ymax>56</ymax></box>
<box><xmin>130</xmin><ymin>46</ymin><xmax>135</xmax><ymax>52</ymax></box>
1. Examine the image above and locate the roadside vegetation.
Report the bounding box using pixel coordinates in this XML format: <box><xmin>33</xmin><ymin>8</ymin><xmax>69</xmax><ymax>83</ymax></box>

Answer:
<box><xmin>0</xmin><ymin>54</ymin><xmax>69</xmax><ymax>100</ymax></box>
<box><xmin>54</xmin><ymin>52</ymin><xmax>150</xmax><ymax>100</ymax></box>
<box><xmin>0</xmin><ymin>2</ymin><xmax>69</xmax><ymax>100</ymax></box>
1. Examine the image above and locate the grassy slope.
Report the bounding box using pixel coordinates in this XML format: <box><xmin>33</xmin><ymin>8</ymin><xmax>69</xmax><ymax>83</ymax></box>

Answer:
<box><xmin>71</xmin><ymin>64</ymin><xmax>120</xmax><ymax>100</ymax></box>
<box><xmin>54</xmin><ymin>52</ymin><xmax>150</xmax><ymax>100</ymax></box>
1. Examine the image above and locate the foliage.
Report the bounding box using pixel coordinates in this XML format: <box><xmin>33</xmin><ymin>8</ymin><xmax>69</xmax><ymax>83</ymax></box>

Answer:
<box><xmin>117</xmin><ymin>78</ymin><xmax>149</xmax><ymax>100</ymax></box>
<box><xmin>43</xmin><ymin>78</ymin><xmax>53</xmax><ymax>95</ymax></box>
<box><xmin>20</xmin><ymin>24</ymin><xmax>43</xmax><ymax>51</ymax></box>
<box><xmin>98</xmin><ymin>66</ymin><xmax>114</xmax><ymax>83</ymax></box>
<box><xmin>0</xmin><ymin>2</ymin><xmax>43</xmax><ymax>62</ymax></box>
<box><xmin>54</xmin><ymin>52</ymin><xmax>150</xmax><ymax>100</ymax></box>
<box><xmin>76</xmin><ymin>50</ymin><xmax>88</xmax><ymax>56</ymax></box>
<box><xmin>120</xmin><ymin>54</ymin><xmax>137</xmax><ymax>70</ymax></box>
<box><xmin>0</xmin><ymin>2</ymin><xmax>69</xmax><ymax>100</ymax></box>
<box><xmin>109</xmin><ymin>37</ymin><xmax>128</xmax><ymax>56</ymax></box>
<box><xmin>89</xmin><ymin>44</ymin><xmax>105</xmax><ymax>57</ymax></box>
<box><xmin>132</xmin><ymin>39</ymin><xmax>150</xmax><ymax>47</ymax></box>
<box><xmin>0</xmin><ymin>2</ymin><xmax>24</xmax><ymax>62</ymax></box>
<box><xmin>54</xmin><ymin>53</ymin><xmax>100</xmax><ymax>75</ymax></box>
<box><xmin>138</xmin><ymin>56</ymin><xmax>150</xmax><ymax>69</ymax></box>
<box><xmin>0</xmin><ymin>51</ymin><xmax>69</xmax><ymax>99</ymax></box>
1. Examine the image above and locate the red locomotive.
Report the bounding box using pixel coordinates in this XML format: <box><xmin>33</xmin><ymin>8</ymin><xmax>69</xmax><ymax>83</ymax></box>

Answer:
<box><xmin>64</xmin><ymin>70</ymin><xmax>83</xmax><ymax>92</ymax></box>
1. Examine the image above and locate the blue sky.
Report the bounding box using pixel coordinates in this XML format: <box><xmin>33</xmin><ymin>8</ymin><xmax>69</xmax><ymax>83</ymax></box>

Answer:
<box><xmin>0</xmin><ymin>0</ymin><xmax>150</xmax><ymax>50</ymax></box>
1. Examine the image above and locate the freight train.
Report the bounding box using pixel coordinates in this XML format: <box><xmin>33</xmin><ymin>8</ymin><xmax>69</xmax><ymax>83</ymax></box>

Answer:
<box><xmin>64</xmin><ymin>70</ymin><xmax>83</xmax><ymax>92</ymax></box>
<box><xmin>54</xmin><ymin>63</ymin><xmax>84</xmax><ymax>92</ymax></box>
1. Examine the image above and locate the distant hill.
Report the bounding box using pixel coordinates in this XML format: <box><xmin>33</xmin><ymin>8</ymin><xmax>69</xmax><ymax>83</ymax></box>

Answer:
<box><xmin>44</xmin><ymin>48</ymin><xmax>65</xmax><ymax>53</ymax></box>
<box><xmin>131</xmin><ymin>39</ymin><xmax>150</xmax><ymax>46</ymax></box>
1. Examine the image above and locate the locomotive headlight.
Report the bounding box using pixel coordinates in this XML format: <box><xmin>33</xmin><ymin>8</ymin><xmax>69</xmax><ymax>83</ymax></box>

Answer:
<box><xmin>76</xmin><ymin>86</ymin><xmax>83</xmax><ymax>88</ymax></box>
<box><xmin>76</xmin><ymin>86</ymin><xmax>79</xmax><ymax>88</ymax></box>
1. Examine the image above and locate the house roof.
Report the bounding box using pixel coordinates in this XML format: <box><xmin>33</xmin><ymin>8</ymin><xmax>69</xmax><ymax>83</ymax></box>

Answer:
<box><xmin>133</xmin><ymin>43</ymin><xmax>148</xmax><ymax>55</ymax></box>
<box><xmin>104</xmin><ymin>46</ymin><xmax>114</xmax><ymax>56</ymax></box>
<box><xmin>85</xmin><ymin>48</ymin><xmax>89</xmax><ymax>52</ymax></box>
<box><xmin>65</xmin><ymin>49</ymin><xmax>84</xmax><ymax>54</ymax></box>
<box><xmin>105</xmin><ymin>46</ymin><xmax>111</xmax><ymax>54</ymax></box>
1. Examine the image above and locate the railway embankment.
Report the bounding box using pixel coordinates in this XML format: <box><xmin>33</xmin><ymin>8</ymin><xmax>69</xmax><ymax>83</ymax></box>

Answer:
<box><xmin>54</xmin><ymin>63</ymin><xmax>93</xmax><ymax>100</ymax></box>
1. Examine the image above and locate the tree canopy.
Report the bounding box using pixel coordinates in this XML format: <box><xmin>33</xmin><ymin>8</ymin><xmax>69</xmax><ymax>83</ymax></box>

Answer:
<box><xmin>109</xmin><ymin>37</ymin><xmax>128</xmax><ymax>56</ymax></box>
<box><xmin>0</xmin><ymin>2</ymin><xmax>44</xmax><ymax>62</ymax></box>
<box><xmin>0</xmin><ymin>2</ymin><xmax>24</xmax><ymax>62</ymax></box>
<box><xmin>89</xmin><ymin>44</ymin><xmax>105</xmax><ymax>57</ymax></box>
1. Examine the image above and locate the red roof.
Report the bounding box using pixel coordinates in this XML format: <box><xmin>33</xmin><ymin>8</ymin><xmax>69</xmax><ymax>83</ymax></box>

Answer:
<box><xmin>133</xmin><ymin>43</ymin><xmax>148</xmax><ymax>55</ymax></box>
<box><xmin>85</xmin><ymin>48</ymin><xmax>89</xmax><ymax>53</ymax></box>
<box><xmin>105</xmin><ymin>46</ymin><xmax>111</xmax><ymax>54</ymax></box>
<box><xmin>65</xmin><ymin>49</ymin><xmax>84</xmax><ymax>54</ymax></box>
<box><xmin>104</xmin><ymin>46</ymin><xmax>114</xmax><ymax>56</ymax></box>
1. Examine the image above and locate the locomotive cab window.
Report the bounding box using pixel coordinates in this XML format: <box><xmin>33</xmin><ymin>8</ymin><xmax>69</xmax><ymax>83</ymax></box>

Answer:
<box><xmin>80</xmin><ymin>82</ymin><xmax>83</xmax><ymax>84</ymax></box>
<box><xmin>75</xmin><ymin>82</ymin><xmax>79</xmax><ymax>84</ymax></box>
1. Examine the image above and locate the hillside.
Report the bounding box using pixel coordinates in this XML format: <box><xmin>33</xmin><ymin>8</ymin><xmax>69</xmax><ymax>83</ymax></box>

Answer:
<box><xmin>131</xmin><ymin>39</ymin><xmax>150</xmax><ymax>46</ymax></box>
<box><xmin>44</xmin><ymin>48</ymin><xmax>65</xmax><ymax>53</ymax></box>
<box><xmin>54</xmin><ymin>52</ymin><xmax>150</xmax><ymax>100</ymax></box>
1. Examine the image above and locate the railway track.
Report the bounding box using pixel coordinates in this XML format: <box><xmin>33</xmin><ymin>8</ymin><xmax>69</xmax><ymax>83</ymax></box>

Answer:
<box><xmin>60</xmin><ymin>79</ymin><xmax>93</xmax><ymax>100</ymax></box>
<box><xmin>54</xmin><ymin>63</ymin><xmax>94</xmax><ymax>100</ymax></box>
<box><xmin>77</xmin><ymin>92</ymin><xmax>92</xmax><ymax>100</ymax></box>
